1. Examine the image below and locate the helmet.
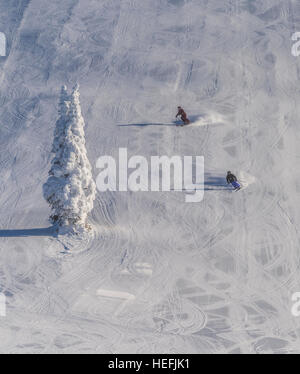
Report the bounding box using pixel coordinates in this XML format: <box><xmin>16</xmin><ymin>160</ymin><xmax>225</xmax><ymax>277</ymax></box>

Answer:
<box><xmin>177</xmin><ymin>106</ymin><xmax>181</xmax><ymax>108</ymax></box>
<box><xmin>227</xmin><ymin>171</ymin><xmax>231</xmax><ymax>174</ymax></box>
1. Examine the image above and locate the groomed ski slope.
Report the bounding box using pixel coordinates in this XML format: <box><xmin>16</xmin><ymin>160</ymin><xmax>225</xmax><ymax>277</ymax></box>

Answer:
<box><xmin>0</xmin><ymin>0</ymin><xmax>300</xmax><ymax>353</ymax></box>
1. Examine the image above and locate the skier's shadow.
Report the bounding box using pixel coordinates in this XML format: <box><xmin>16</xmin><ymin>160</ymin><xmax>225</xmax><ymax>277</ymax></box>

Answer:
<box><xmin>0</xmin><ymin>226</ymin><xmax>55</xmax><ymax>238</ymax></box>
<box><xmin>203</xmin><ymin>175</ymin><xmax>231</xmax><ymax>191</ymax></box>
<box><xmin>172</xmin><ymin>175</ymin><xmax>232</xmax><ymax>191</ymax></box>
<box><xmin>118</xmin><ymin>123</ymin><xmax>175</xmax><ymax>127</ymax></box>
<box><xmin>118</xmin><ymin>114</ymin><xmax>208</xmax><ymax>128</ymax></box>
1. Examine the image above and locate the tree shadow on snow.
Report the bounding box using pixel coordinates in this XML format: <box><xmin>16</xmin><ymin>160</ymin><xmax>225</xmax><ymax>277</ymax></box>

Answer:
<box><xmin>0</xmin><ymin>226</ymin><xmax>55</xmax><ymax>238</ymax></box>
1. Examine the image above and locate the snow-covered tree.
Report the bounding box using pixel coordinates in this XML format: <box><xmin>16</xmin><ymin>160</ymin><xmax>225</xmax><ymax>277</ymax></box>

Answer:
<box><xmin>43</xmin><ymin>84</ymin><xmax>96</xmax><ymax>233</ymax></box>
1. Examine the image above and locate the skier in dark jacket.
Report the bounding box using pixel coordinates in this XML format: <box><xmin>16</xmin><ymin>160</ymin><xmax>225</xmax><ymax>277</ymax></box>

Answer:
<box><xmin>176</xmin><ymin>106</ymin><xmax>190</xmax><ymax>125</ymax></box>
<box><xmin>226</xmin><ymin>171</ymin><xmax>241</xmax><ymax>190</ymax></box>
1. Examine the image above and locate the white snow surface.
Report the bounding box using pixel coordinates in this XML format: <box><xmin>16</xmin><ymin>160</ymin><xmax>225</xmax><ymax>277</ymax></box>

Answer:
<box><xmin>0</xmin><ymin>0</ymin><xmax>300</xmax><ymax>353</ymax></box>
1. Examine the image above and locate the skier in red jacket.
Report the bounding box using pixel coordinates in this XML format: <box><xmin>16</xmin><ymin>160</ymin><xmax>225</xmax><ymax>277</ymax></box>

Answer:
<box><xmin>176</xmin><ymin>106</ymin><xmax>190</xmax><ymax>125</ymax></box>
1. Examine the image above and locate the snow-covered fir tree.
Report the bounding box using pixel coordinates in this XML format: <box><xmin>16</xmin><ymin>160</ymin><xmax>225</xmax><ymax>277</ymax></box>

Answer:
<box><xmin>43</xmin><ymin>84</ymin><xmax>96</xmax><ymax>233</ymax></box>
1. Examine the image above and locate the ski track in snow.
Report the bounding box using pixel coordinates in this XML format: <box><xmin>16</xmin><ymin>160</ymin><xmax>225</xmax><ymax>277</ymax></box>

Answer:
<box><xmin>0</xmin><ymin>0</ymin><xmax>300</xmax><ymax>353</ymax></box>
